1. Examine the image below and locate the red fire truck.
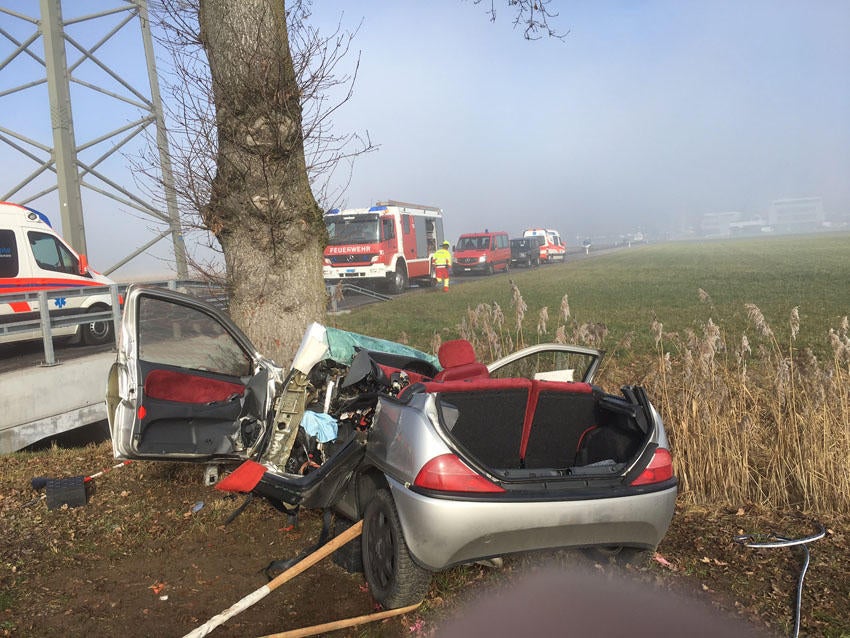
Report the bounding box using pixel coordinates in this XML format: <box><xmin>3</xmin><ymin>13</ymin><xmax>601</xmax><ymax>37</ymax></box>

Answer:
<box><xmin>323</xmin><ymin>200</ymin><xmax>445</xmax><ymax>293</ymax></box>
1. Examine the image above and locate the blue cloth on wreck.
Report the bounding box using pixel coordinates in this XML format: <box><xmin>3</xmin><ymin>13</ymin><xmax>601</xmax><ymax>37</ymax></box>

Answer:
<box><xmin>301</xmin><ymin>411</ymin><xmax>338</xmax><ymax>443</ymax></box>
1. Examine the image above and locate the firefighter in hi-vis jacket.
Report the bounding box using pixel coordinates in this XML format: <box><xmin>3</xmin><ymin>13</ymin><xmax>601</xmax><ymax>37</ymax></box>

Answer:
<box><xmin>432</xmin><ymin>240</ymin><xmax>452</xmax><ymax>292</ymax></box>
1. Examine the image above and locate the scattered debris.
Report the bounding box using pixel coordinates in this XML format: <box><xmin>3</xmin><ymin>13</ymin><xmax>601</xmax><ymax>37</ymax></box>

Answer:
<box><xmin>734</xmin><ymin>520</ymin><xmax>826</xmax><ymax>638</ymax></box>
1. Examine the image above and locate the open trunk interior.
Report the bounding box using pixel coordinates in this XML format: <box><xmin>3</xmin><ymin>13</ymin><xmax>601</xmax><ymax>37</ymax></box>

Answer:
<box><xmin>431</xmin><ymin>378</ymin><xmax>653</xmax><ymax>480</ymax></box>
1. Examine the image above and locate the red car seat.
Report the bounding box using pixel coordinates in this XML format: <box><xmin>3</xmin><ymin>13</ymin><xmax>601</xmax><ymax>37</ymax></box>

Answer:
<box><xmin>433</xmin><ymin>339</ymin><xmax>490</xmax><ymax>381</ymax></box>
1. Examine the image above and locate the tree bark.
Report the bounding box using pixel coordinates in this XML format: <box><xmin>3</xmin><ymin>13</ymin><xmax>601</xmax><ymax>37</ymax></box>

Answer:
<box><xmin>198</xmin><ymin>0</ymin><xmax>326</xmax><ymax>366</ymax></box>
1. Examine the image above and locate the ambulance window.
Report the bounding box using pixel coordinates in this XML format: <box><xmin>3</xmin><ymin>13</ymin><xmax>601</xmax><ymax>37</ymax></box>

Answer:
<box><xmin>28</xmin><ymin>231</ymin><xmax>78</xmax><ymax>275</ymax></box>
<box><xmin>402</xmin><ymin>215</ymin><xmax>411</xmax><ymax>234</ymax></box>
<box><xmin>0</xmin><ymin>230</ymin><xmax>18</xmax><ymax>277</ymax></box>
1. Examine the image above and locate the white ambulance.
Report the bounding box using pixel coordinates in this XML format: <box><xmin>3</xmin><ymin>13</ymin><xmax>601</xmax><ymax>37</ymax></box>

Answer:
<box><xmin>0</xmin><ymin>201</ymin><xmax>116</xmax><ymax>345</ymax></box>
<box><xmin>523</xmin><ymin>228</ymin><xmax>566</xmax><ymax>263</ymax></box>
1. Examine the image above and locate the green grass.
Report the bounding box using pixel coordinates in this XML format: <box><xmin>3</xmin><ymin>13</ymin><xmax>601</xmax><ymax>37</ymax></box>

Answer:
<box><xmin>329</xmin><ymin>233</ymin><xmax>850</xmax><ymax>358</ymax></box>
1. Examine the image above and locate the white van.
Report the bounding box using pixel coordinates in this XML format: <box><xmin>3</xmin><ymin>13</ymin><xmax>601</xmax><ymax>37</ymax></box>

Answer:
<box><xmin>523</xmin><ymin>228</ymin><xmax>566</xmax><ymax>262</ymax></box>
<box><xmin>0</xmin><ymin>201</ymin><xmax>116</xmax><ymax>345</ymax></box>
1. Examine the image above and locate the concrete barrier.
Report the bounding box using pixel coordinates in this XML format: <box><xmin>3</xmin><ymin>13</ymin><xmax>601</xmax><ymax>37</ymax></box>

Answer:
<box><xmin>0</xmin><ymin>351</ymin><xmax>114</xmax><ymax>453</ymax></box>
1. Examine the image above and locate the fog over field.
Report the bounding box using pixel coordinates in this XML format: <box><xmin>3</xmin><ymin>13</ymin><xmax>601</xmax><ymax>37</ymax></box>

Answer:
<box><xmin>1</xmin><ymin>1</ymin><xmax>848</xmax><ymax>277</ymax></box>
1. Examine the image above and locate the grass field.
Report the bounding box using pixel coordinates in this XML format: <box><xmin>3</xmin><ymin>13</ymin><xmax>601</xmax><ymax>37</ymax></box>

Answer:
<box><xmin>331</xmin><ymin>233</ymin><xmax>850</xmax><ymax>514</ymax></box>
<box><xmin>329</xmin><ymin>233</ymin><xmax>850</xmax><ymax>360</ymax></box>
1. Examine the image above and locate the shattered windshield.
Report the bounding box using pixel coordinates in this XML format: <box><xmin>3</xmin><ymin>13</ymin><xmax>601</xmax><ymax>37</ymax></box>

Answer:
<box><xmin>325</xmin><ymin>215</ymin><xmax>380</xmax><ymax>245</ymax></box>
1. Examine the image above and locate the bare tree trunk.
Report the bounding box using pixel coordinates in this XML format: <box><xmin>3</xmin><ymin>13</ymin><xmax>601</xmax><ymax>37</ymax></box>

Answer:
<box><xmin>198</xmin><ymin>0</ymin><xmax>326</xmax><ymax>366</ymax></box>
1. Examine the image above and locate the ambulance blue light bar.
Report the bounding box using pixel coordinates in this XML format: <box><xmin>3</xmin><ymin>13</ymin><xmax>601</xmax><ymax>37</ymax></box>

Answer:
<box><xmin>23</xmin><ymin>205</ymin><xmax>52</xmax><ymax>227</ymax></box>
<box><xmin>369</xmin><ymin>206</ymin><xmax>387</xmax><ymax>212</ymax></box>
<box><xmin>326</xmin><ymin>208</ymin><xmax>340</xmax><ymax>214</ymax></box>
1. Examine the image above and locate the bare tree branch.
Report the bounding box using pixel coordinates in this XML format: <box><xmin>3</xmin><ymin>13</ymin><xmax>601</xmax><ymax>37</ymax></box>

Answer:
<box><xmin>472</xmin><ymin>0</ymin><xmax>569</xmax><ymax>40</ymax></box>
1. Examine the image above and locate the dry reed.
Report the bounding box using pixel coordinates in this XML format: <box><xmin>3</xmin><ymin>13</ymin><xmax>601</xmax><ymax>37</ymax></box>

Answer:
<box><xmin>447</xmin><ymin>283</ymin><xmax>850</xmax><ymax>516</ymax></box>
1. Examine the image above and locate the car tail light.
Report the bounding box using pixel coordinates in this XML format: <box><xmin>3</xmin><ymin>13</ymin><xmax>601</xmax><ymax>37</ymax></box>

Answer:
<box><xmin>630</xmin><ymin>448</ymin><xmax>673</xmax><ymax>486</ymax></box>
<box><xmin>414</xmin><ymin>454</ymin><xmax>505</xmax><ymax>493</ymax></box>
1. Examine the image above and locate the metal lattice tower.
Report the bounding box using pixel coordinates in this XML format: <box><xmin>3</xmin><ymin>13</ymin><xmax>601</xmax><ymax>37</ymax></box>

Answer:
<box><xmin>0</xmin><ymin>0</ymin><xmax>188</xmax><ymax>278</ymax></box>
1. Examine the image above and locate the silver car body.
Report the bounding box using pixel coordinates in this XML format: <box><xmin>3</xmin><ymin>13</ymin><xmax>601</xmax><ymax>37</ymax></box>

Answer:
<box><xmin>107</xmin><ymin>286</ymin><xmax>677</xmax><ymax>573</ymax></box>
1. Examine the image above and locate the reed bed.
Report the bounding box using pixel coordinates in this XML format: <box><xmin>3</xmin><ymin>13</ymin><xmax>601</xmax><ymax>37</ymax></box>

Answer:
<box><xmin>448</xmin><ymin>284</ymin><xmax>850</xmax><ymax>515</ymax></box>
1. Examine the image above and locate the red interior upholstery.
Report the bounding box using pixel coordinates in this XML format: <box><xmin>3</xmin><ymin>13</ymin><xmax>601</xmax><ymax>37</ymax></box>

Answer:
<box><xmin>437</xmin><ymin>340</ymin><xmax>476</xmax><ymax>367</ymax></box>
<box><xmin>434</xmin><ymin>340</ymin><xmax>490</xmax><ymax>381</ymax></box>
<box><xmin>377</xmin><ymin>363</ymin><xmax>430</xmax><ymax>386</ymax></box>
<box><xmin>144</xmin><ymin>369</ymin><xmax>245</xmax><ymax>404</ymax></box>
<box><xmin>424</xmin><ymin>377</ymin><xmax>596</xmax><ymax>465</ymax></box>
<box><xmin>421</xmin><ymin>377</ymin><xmax>531</xmax><ymax>394</ymax></box>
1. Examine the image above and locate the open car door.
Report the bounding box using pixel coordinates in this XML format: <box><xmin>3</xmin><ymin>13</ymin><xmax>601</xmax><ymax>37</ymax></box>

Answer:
<box><xmin>487</xmin><ymin>343</ymin><xmax>603</xmax><ymax>383</ymax></box>
<box><xmin>106</xmin><ymin>286</ymin><xmax>281</xmax><ymax>461</ymax></box>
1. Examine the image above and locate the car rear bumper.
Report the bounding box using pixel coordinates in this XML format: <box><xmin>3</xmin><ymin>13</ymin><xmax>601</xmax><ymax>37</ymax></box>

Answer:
<box><xmin>388</xmin><ymin>477</ymin><xmax>677</xmax><ymax>570</ymax></box>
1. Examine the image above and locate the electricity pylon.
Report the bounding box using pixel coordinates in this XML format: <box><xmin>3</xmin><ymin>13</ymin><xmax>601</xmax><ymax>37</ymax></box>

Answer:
<box><xmin>0</xmin><ymin>0</ymin><xmax>188</xmax><ymax>278</ymax></box>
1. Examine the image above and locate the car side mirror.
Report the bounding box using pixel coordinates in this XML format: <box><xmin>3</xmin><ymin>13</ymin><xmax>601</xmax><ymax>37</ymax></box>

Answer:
<box><xmin>78</xmin><ymin>253</ymin><xmax>89</xmax><ymax>276</ymax></box>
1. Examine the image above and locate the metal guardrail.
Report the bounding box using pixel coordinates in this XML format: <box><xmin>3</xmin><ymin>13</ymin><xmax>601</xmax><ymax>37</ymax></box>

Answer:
<box><xmin>0</xmin><ymin>280</ymin><xmax>228</xmax><ymax>366</ymax></box>
<box><xmin>327</xmin><ymin>283</ymin><xmax>391</xmax><ymax>312</ymax></box>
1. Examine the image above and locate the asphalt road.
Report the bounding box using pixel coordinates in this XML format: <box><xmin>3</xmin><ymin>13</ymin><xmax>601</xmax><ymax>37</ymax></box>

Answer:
<box><xmin>331</xmin><ymin>245</ymin><xmax>620</xmax><ymax>311</ymax></box>
<box><xmin>2</xmin><ymin>246</ymin><xmax>622</xmax><ymax>366</ymax></box>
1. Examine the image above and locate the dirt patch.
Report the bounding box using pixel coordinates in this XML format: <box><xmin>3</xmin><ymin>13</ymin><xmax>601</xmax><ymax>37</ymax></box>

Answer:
<box><xmin>2</xmin><ymin>442</ymin><xmax>848</xmax><ymax>637</ymax></box>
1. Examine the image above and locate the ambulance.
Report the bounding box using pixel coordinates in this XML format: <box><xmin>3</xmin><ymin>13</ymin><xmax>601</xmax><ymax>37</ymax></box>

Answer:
<box><xmin>523</xmin><ymin>228</ymin><xmax>566</xmax><ymax>263</ymax></box>
<box><xmin>323</xmin><ymin>200</ymin><xmax>445</xmax><ymax>293</ymax></box>
<box><xmin>0</xmin><ymin>201</ymin><xmax>116</xmax><ymax>345</ymax></box>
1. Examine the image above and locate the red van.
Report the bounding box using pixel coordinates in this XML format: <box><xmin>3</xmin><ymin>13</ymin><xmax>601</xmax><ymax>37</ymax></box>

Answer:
<box><xmin>453</xmin><ymin>231</ymin><xmax>511</xmax><ymax>275</ymax></box>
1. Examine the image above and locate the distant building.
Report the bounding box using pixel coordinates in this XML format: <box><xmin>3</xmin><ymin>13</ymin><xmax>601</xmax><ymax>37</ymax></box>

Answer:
<box><xmin>700</xmin><ymin>211</ymin><xmax>742</xmax><ymax>237</ymax></box>
<box><xmin>769</xmin><ymin>197</ymin><xmax>824</xmax><ymax>233</ymax></box>
<box><xmin>730</xmin><ymin>218</ymin><xmax>771</xmax><ymax>236</ymax></box>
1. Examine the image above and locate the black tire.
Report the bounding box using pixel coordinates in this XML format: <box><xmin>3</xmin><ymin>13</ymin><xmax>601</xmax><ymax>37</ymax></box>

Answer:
<box><xmin>583</xmin><ymin>545</ymin><xmax>650</xmax><ymax>567</ymax></box>
<box><xmin>387</xmin><ymin>264</ymin><xmax>408</xmax><ymax>294</ymax></box>
<box><xmin>503</xmin><ymin>261</ymin><xmax>510</xmax><ymax>274</ymax></box>
<box><xmin>82</xmin><ymin>305</ymin><xmax>114</xmax><ymax>346</ymax></box>
<box><xmin>485</xmin><ymin>263</ymin><xmax>494</xmax><ymax>276</ymax></box>
<box><xmin>362</xmin><ymin>489</ymin><xmax>431</xmax><ymax>609</ymax></box>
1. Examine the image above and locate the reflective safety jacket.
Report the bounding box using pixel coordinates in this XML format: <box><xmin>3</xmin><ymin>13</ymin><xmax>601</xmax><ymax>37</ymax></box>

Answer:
<box><xmin>432</xmin><ymin>247</ymin><xmax>452</xmax><ymax>266</ymax></box>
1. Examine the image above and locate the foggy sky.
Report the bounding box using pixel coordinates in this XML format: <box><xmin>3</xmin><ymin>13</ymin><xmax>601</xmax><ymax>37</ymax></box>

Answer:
<box><xmin>1</xmin><ymin>1</ymin><xmax>848</xmax><ymax>277</ymax></box>
<box><xmin>309</xmin><ymin>1</ymin><xmax>850</xmax><ymax>244</ymax></box>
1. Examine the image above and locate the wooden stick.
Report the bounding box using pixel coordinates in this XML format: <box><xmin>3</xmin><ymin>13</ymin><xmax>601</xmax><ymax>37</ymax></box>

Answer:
<box><xmin>182</xmin><ymin>520</ymin><xmax>363</xmax><ymax>638</ymax></box>
<box><xmin>258</xmin><ymin>602</ymin><xmax>422</xmax><ymax>638</ymax></box>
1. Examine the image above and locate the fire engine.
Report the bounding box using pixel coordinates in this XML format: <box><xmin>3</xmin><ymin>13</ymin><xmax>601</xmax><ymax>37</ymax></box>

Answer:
<box><xmin>323</xmin><ymin>200</ymin><xmax>445</xmax><ymax>293</ymax></box>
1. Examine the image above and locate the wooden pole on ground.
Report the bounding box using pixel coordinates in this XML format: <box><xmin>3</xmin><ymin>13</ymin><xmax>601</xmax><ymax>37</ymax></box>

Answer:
<box><xmin>182</xmin><ymin>520</ymin><xmax>363</xmax><ymax>638</ymax></box>
<box><xmin>258</xmin><ymin>602</ymin><xmax>422</xmax><ymax>638</ymax></box>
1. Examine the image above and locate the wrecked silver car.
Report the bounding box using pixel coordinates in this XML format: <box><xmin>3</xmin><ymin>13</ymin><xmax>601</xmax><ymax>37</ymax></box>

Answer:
<box><xmin>106</xmin><ymin>286</ymin><xmax>677</xmax><ymax>608</ymax></box>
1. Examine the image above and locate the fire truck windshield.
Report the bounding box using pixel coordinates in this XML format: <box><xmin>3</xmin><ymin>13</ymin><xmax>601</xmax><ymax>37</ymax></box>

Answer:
<box><xmin>325</xmin><ymin>215</ymin><xmax>380</xmax><ymax>245</ymax></box>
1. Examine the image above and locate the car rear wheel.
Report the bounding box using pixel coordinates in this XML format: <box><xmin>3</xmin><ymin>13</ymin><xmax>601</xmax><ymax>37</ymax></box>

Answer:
<box><xmin>82</xmin><ymin>305</ymin><xmax>114</xmax><ymax>346</ymax></box>
<box><xmin>362</xmin><ymin>489</ymin><xmax>431</xmax><ymax>609</ymax></box>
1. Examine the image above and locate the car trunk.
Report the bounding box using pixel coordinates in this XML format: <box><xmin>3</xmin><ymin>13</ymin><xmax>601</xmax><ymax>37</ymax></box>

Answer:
<box><xmin>427</xmin><ymin>378</ymin><xmax>653</xmax><ymax>482</ymax></box>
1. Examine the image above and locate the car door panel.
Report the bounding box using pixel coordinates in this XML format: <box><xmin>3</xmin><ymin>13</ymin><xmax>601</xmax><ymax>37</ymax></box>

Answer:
<box><xmin>108</xmin><ymin>286</ymin><xmax>277</xmax><ymax>461</ymax></box>
<box><xmin>134</xmin><ymin>361</ymin><xmax>247</xmax><ymax>457</ymax></box>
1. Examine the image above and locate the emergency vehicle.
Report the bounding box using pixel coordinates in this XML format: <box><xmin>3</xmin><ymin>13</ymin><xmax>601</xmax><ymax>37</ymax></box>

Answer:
<box><xmin>523</xmin><ymin>228</ymin><xmax>566</xmax><ymax>263</ymax></box>
<box><xmin>454</xmin><ymin>230</ymin><xmax>511</xmax><ymax>274</ymax></box>
<box><xmin>0</xmin><ymin>201</ymin><xmax>116</xmax><ymax>345</ymax></box>
<box><xmin>323</xmin><ymin>200</ymin><xmax>445</xmax><ymax>293</ymax></box>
